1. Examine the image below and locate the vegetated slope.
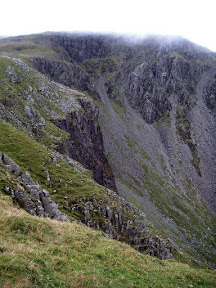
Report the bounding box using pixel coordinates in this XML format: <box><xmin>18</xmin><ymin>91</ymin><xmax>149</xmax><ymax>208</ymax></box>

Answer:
<box><xmin>0</xmin><ymin>56</ymin><xmax>175</xmax><ymax>259</ymax></box>
<box><xmin>0</xmin><ymin>192</ymin><xmax>216</xmax><ymax>288</ymax></box>
<box><xmin>0</xmin><ymin>33</ymin><xmax>216</xmax><ymax>266</ymax></box>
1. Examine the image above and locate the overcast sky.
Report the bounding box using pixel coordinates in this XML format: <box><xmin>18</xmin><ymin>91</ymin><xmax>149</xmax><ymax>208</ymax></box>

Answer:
<box><xmin>1</xmin><ymin>0</ymin><xmax>216</xmax><ymax>51</ymax></box>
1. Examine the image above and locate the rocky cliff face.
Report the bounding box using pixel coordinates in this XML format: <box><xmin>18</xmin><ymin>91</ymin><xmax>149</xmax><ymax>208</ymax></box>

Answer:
<box><xmin>127</xmin><ymin>39</ymin><xmax>212</xmax><ymax>124</ymax></box>
<box><xmin>31</xmin><ymin>57</ymin><xmax>93</xmax><ymax>92</ymax></box>
<box><xmin>53</xmin><ymin>97</ymin><xmax>116</xmax><ymax>190</ymax></box>
<box><xmin>0</xmin><ymin>34</ymin><xmax>216</xmax><ymax>266</ymax></box>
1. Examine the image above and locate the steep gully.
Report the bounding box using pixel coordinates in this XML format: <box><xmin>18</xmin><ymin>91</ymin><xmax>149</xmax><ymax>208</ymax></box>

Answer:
<box><xmin>52</xmin><ymin>97</ymin><xmax>116</xmax><ymax>191</ymax></box>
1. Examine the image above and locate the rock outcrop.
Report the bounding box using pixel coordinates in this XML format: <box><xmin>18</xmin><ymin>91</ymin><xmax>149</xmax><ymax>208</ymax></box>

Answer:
<box><xmin>1</xmin><ymin>151</ymin><xmax>173</xmax><ymax>259</ymax></box>
<box><xmin>31</xmin><ymin>57</ymin><xmax>93</xmax><ymax>92</ymax></box>
<box><xmin>53</xmin><ymin>97</ymin><xmax>116</xmax><ymax>190</ymax></box>
<box><xmin>69</xmin><ymin>188</ymin><xmax>174</xmax><ymax>259</ymax></box>
<box><xmin>6</xmin><ymin>66</ymin><xmax>20</xmax><ymax>83</ymax></box>
<box><xmin>0</xmin><ymin>152</ymin><xmax>68</xmax><ymax>222</ymax></box>
<box><xmin>127</xmin><ymin>45</ymin><xmax>211</xmax><ymax>124</ymax></box>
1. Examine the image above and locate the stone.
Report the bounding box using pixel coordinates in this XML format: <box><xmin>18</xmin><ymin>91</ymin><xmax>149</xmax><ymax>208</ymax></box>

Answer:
<box><xmin>84</xmin><ymin>209</ymin><xmax>91</xmax><ymax>222</ymax></box>
<box><xmin>17</xmin><ymin>173</ymin><xmax>36</xmax><ymax>185</ymax></box>
<box><xmin>4</xmin><ymin>186</ymin><xmax>10</xmax><ymax>193</ymax></box>
<box><xmin>42</xmin><ymin>189</ymin><xmax>49</xmax><ymax>197</ymax></box>
<box><xmin>26</xmin><ymin>185</ymin><xmax>41</xmax><ymax>200</ymax></box>
<box><xmin>14</xmin><ymin>190</ymin><xmax>37</xmax><ymax>216</ymax></box>
<box><xmin>106</xmin><ymin>206</ymin><xmax>113</xmax><ymax>220</ymax></box>
<box><xmin>26</xmin><ymin>95</ymin><xmax>35</xmax><ymax>105</ymax></box>
<box><xmin>28</xmin><ymin>86</ymin><xmax>33</xmax><ymax>93</ymax></box>
<box><xmin>36</xmin><ymin>205</ymin><xmax>45</xmax><ymax>217</ymax></box>
<box><xmin>44</xmin><ymin>170</ymin><xmax>50</xmax><ymax>181</ymax></box>
<box><xmin>17</xmin><ymin>184</ymin><xmax>24</xmax><ymax>192</ymax></box>
<box><xmin>0</xmin><ymin>151</ymin><xmax>3</xmax><ymax>165</ymax></box>
<box><xmin>6</xmin><ymin>66</ymin><xmax>20</xmax><ymax>83</ymax></box>
<box><xmin>2</xmin><ymin>154</ymin><xmax>22</xmax><ymax>176</ymax></box>
<box><xmin>24</xmin><ymin>105</ymin><xmax>33</xmax><ymax>119</ymax></box>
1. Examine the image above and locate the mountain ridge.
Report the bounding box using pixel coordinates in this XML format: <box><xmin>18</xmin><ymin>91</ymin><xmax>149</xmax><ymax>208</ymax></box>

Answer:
<box><xmin>0</xmin><ymin>33</ymin><xmax>215</xmax><ymax>268</ymax></box>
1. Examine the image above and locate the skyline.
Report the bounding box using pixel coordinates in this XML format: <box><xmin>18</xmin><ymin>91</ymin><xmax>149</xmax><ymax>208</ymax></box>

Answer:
<box><xmin>1</xmin><ymin>0</ymin><xmax>216</xmax><ymax>51</ymax></box>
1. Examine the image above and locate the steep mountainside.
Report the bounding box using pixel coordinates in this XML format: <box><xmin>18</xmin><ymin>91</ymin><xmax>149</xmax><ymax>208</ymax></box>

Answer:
<box><xmin>0</xmin><ymin>56</ymin><xmax>174</xmax><ymax>260</ymax></box>
<box><xmin>0</xmin><ymin>33</ymin><xmax>216</xmax><ymax>267</ymax></box>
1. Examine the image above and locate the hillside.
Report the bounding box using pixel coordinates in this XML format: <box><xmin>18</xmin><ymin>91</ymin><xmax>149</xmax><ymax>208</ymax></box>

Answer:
<box><xmin>0</xmin><ymin>57</ymin><xmax>173</xmax><ymax>259</ymax></box>
<box><xmin>0</xmin><ymin>32</ymin><xmax>216</xmax><ymax>270</ymax></box>
<box><xmin>0</xmin><ymin>192</ymin><xmax>216</xmax><ymax>288</ymax></box>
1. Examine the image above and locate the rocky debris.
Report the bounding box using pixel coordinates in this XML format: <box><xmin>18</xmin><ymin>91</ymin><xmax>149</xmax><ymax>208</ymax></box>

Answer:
<box><xmin>0</xmin><ymin>152</ymin><xmax>68</xmax><ymax>222</ymax></box>
<box><xmin>10</xmin><ymin>57</ymin><xmax>33</xmax><ymax>73</ymax></box>
<box><xmin>66</xmin><ymin>188</ymin><xmax>173</xmax><ymax>260</ymax></box>
<box><xmin>24</xmin><ymin>105</ymin><xmax>46</xmax><ymax>128</ymax></box>
<box><xmin>55</xmin><ymin>82</ymin><xmax>85</xmax><ymax>97</ymax></box>
<box><xmin>65</xmin><ymin>156</ymin><xmax>88</xmax><ymax>173</ymax></box>
<box><xmin>53</xmin><ymin>83</ymin><xmax>82</xmax><ymax>115</ymax></box>
<box><xmin>44</xmin><ymin>170</ymin><xmax>50</xmax><ymax>181</ymax></box>
<box><xmin>6</xmin><ymin>66</ymin><xmax>20</xmax><ymax>83</ymax></box>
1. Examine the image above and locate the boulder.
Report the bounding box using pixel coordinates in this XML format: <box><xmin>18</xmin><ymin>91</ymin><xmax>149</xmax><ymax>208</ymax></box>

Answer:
<box><xmin>6</xmin><ymin>66</ymin><xmax>20</xmax><ymax>83</ymax></box>
<box><xmin>2</xmin><ymin>154</ymin><xmax>22</xmax><ymax>176</ymax></box>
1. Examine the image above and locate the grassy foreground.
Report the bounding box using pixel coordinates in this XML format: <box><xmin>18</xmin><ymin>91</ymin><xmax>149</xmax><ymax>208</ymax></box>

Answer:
<box><xmin>0</xmin><ymin>194</ymin><xmax>215</xmax><ymax>288</ymax></box>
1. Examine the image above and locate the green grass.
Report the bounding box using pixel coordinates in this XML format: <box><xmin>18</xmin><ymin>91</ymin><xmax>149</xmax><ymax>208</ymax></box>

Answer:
<box><xmin>0</xmin><ymin>121</ymin><xmax>110</xmax><ymax>220</ymax></box>
<box><xmin>124</xmin><ymin>135</ymin><xmax>139</xmax><ymax>154</ymax></box>
<box><xmin>139</xmin><ymin>159</ymin><xmax>216</xmax><ymax>263</ymax></box>
<box><xmin>176</xmin><ymin>107</ymin><xmax>201</xmax><ymax>176</ymax></box>
<box><xmin>0</xmin><ymin>194</ymin><xmax>215</xmax><ymax>288</ymax></box>
<box><xmin>0</xmin><ymin>40</ymin><xmax>58</xmax><ymax>59</ymax></box>
<box><xmin>0</xmin><ymin>55</ymin><xmax>79</xmax><ymax>150</ymax></box>
<box><xmin>2</xmin><ymin>121</ymin><xmax>214</xmax><ymax>268</ymax></box>
<box><xmin>119</xmin><ymin>176</ymin><xmax>143</xmax><ymax>198</ymax></box>
<box><xmin>0</xmin><ymin>121</ymin><xmax>147</xmax><ymax>244</ymax></box>
<box><xmin>110</xmin><ymin>100</ymin><xmax>126</xmax><ymax>121</ymax></box>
